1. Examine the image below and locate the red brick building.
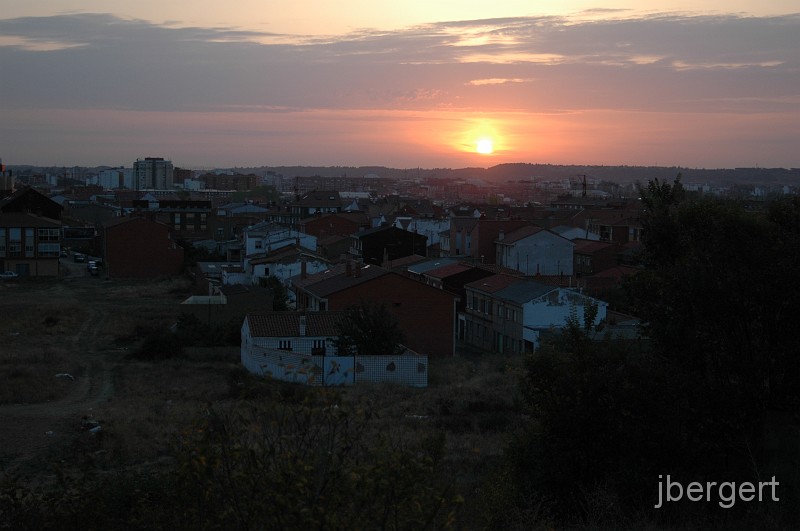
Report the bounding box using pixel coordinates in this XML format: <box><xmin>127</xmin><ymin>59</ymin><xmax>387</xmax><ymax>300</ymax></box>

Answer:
<box><xmin>101</xmin><ymin>217</ymin><xmax>184</xmax><ymax>278</ymax></box>
<box><xmin>294</xmin><ymin>263</ymin><xmax>457</xmax><ymax>358</ymax></box>
<box><xmin>572</xmin><ymin>238</ymin><xmax>620</xmax><ymax>276</ymax></box>
<box><xmin>298</xmin><ymin>212</ymin><xmax>369</xmax><ymax>239</ymax></box>
<box><xmin>447</xmin><ymin>218</ymin><xmax>529</xmax><ymax>264</ymax></box>
<box><xmin>197</xmin><ymin>173</ymin><xmax>259</xmax><ymax>191</ymax></box>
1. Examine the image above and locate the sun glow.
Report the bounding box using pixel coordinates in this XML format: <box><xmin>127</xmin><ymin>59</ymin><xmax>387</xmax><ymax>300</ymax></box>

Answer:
<box><xmin>476</xmin><ymin>137</ymin><xmax>494</xmax><ymax>154</ymax></box>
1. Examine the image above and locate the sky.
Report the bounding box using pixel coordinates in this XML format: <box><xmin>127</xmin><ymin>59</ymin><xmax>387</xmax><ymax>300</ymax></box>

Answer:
<box><xmin>1</xmin><ymin>1</ymin><xmax>799</xmax><ymax>170</ymax></box>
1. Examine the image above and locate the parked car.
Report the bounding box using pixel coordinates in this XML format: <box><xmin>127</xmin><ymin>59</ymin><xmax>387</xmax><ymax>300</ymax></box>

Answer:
<box><xmin>74</xmin><ymin>253</ymin><xmax>86</xmax><ymax>263</ymax></box>
<box><xmin>87</xmin><ymin>260</ymin><xmax>96</xmax><ymax>272</ymax></box>
<box><xmin>0</xmin><ymin>271</ymin><xmax>19</xmax><ymax>279</ymax></box>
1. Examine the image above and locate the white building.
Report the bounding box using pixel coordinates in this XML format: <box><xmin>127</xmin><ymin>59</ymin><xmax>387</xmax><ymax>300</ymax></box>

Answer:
<box><xmin>463</xmin><ymin>274</ymin><xmax>607</xmax><ymax>354</ymax></box>
<box><xmin>97</xmin><ymin>167</ymin><xmax>134</xmax><ymax>190</ymax></box>
<box><xmin>241</xmin><ymin>312</ymin><xmax>428</xmax><ymax>387</ymax></box>
<box><xmin>495</xmin><ymin>225</ymin><xmax>574</xmax><ymax>276</ymax></box>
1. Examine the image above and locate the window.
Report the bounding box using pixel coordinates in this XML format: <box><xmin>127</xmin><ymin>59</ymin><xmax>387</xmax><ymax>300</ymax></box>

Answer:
<box><xmin>38</xmin><ymin>228</ymin><xmax>59</xmax><ymax>241</ymax></box>
<box><xmin>25</xmin><ymin>228</ymin><xmax>34</xmax><ymax>257</ymax></box>
<box><xmin>8</xmin><ymin>228</ymin><xmax>21</xmax><ymax>257</ymax></box>
<box><xmin>278</xmin><ymin>340</ymin><xmax>292</xmax><ymax>351</ymax></box>
<box><xmin>38</xmin><ymin>243</ymin><xmax>60</xmax><ymax>257</ymax></box>
<box><xmin>255</xmin><ymin>239</ymin><xmax>263</xmax><ymax>249</ymax></box>
<box><xmin>312</xmin><ymin>339</ymin><xmax>326</xmax><ymax>355</ymax></box>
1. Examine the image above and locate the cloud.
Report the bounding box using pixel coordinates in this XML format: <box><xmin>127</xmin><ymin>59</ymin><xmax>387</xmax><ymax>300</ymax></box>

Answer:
<box><xmin>467</xmin><ymin>78</ymin><xmax>530</xmax><ymax>86</ymax></box>
<box><xmin>1</xmin><ymin>12</ymin><xmax>798</xmax><ymax>115</ymax></box>
<box><xmin>1</xmin><ymin>12</ymin><xmax>798</xmax><ymax>167</ymax></box>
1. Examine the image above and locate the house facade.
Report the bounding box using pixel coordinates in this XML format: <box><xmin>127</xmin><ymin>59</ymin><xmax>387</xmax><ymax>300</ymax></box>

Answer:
<box><xmin>241</xmin><ymin>312</ymin><xmax>428</xmax><ymax>387</ymax></box>
<box><xmin>350</xmin><ymin>225</ymin><xmax>427</xmax><ymax>266</ymax></box>
<box><xmin>463</xmin><ymin>274</ymin><xmax>607</xmax><ymax>354</ymax></box>
<box><xmin>102</xmin><ymin>217</ymin><xmax>184</xmax><ymax>278</ymax></box>
<box><xmin>293</xmin><ymin>263</ymin><xmax>457</xmax><ymax>358</ymax></box>
<box><xmin>0</xmin><ymin>213</ymin><xmax>61</xmax><ymax>277</ymax></box>
<box><xmin>572</xmin><ymin>239</ymin><xmax>619</xmax><ymax>276</ymax></box>
<box><xmin>0</xmin><ymin>187</ymin><xmax>63</xmax><ymax>277</ymax></box>
<box><xmin>298</xmin><ymin>212</ymin><xmax>369</xmax><ymax>239</ymax></box>
<box><xmin>447</xmin><ymin>218</ymin><xmax>529</xmax><ymax>264</ymax></box>
<box><xmin>495</xmin><ymin>225</ymin><xmax>575</xmax><ymax>276</ymax></box>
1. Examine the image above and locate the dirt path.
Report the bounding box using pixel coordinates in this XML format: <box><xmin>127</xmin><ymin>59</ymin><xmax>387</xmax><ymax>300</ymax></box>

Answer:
<box><xmin>0</xmin><ymin>299</ymin><xmax>119</xmax><ymax>473</ymax></box>
<box><xmin>0</xmin><ymin>271</ymin><xmax>184</xmax><ymax>475</ymax></box>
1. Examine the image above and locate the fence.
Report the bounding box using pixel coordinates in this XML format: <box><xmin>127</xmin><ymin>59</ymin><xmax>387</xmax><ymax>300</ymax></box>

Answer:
<box><xmin>241</xmin><ymin>345</ymin><xmax>428</xmax><ymax>388</ymax></box>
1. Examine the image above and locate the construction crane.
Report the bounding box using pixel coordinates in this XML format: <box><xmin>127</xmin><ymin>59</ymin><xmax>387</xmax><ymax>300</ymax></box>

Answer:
<box><xmin>571</xmin><ymin>174</ymin><xmax>587</xmax><ymax>197</ymax></box>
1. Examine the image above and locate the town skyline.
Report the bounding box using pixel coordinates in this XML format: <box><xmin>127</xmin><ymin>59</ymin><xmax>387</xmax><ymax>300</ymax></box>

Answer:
<box><xmin>2</xmin><ymin>2</ymin><xmax>799</xmax><ymax>169</ymax></box>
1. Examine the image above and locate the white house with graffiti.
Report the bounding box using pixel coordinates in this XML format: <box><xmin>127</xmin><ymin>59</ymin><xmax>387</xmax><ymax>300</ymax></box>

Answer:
<box><xmin>241</xmin><ymin>312</ymin><xmax>428</xmax><ymax>387</ymax></box>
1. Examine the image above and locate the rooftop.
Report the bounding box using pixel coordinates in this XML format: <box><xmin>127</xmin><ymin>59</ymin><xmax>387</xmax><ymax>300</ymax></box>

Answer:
<box><xmin>246</xmin><ymin>312</ymin><xmax>345</xmax><ymax>338</ymax></box>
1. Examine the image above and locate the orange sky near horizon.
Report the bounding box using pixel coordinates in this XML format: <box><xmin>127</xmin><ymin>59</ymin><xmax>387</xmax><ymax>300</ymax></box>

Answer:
<box><xmin>1</xmin><ymin>2</ymin><xmax>799</xmax><ymax>169</ymax></box>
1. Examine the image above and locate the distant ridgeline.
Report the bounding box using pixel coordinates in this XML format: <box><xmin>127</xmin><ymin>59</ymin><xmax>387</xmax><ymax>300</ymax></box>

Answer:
<box><xmin>6</xmin><ymin>163</ymin><xmax>799</xmax><ymax>187</ymax></box>
<box><xmin>155</xmin><ymin>164</ymin><xmax>800</xmax><ymax>186</ymax></box>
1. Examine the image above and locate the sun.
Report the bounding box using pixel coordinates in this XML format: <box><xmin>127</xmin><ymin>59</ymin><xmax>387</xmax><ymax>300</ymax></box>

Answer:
<box><xmin>476</xmin><ymin>137</ymin><xmax>494</xmax><ymax>155</ymax></box>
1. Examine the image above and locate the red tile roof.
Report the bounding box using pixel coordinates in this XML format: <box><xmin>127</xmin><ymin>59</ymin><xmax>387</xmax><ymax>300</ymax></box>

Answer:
<box><xmin>465</xmin><ymin>273</ymin><xmax>523</xmax><ymax>294</ymax></box>
<box><xmin>246</xmin><ymin>312</ymin><xmax>345</xmax><ymax>337</ymax></box>
<box><xmin>500</xmin><ymin>224</ymin><xmax>543</xmax><ymax>244</ymax></box>
<box><xmin>573</xmin><ymin>239</ymin><xmax>617</xmax><ymax>254</ymax></box>
<box><xmin>424</xmin><ymin>262</ymin><xmax>474</xmax><ymax>279</ymax></box>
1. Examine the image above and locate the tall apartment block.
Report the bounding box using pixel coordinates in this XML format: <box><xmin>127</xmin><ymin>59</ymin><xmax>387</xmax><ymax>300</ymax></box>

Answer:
<box><xmin>133</xmin><ymin>157</ymin><xmax>174</xmax><ymax>190</ymax></box>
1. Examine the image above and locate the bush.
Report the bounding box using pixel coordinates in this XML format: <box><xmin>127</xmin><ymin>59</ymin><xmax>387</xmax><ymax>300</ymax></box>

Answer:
<box><xmin>127</xmin><ymin>330</ymin><xmax>183</xmax><ymax>360</ymax></box>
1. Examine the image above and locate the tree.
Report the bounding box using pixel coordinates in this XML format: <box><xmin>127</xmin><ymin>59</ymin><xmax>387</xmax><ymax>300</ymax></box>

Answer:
<box><xmin>499</xmin><ymin>186</ymin><xmax>800</xmax><ymax>527</ymax></box>
<box><xmin>258</xmin><ymin>275</ymin><xmax>289</xmax><ymax>311</ymax></box>
<box><xmin>334</xmin><ymin>302</ymin><xmax>406</xmax><ymax>356</ymax></box>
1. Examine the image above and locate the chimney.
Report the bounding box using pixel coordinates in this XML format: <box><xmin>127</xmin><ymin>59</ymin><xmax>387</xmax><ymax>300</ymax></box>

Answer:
<box><xmin>299</xmin><ymin>315</ymin><xmax>307</xmax><ymax>336</ymax></box>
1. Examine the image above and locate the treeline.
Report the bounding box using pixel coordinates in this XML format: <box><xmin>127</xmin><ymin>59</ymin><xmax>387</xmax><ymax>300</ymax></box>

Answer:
<box><xmin>488</xmin><ymin>179</ymin><xmax>800</xmax><ymax>528</ymax></box>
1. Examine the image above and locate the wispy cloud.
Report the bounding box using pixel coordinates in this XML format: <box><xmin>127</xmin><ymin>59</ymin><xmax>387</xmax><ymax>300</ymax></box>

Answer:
<box><xmin>1</xmin><ymin>11</ymin><xmax>798</xmax><ymax>166</ymax></box>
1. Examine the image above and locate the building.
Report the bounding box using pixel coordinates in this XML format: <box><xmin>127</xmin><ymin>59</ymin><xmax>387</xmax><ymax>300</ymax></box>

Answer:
<box><xmin>495</xmin><ymin>225</ymin><xmax>575</xmax><ymax>276</ymax></box>
<box><xmin>101</xmin><ymin>217</ymin><xmax>184</xmax><ymax>278</ymax></box>
<box><xmin>197</xmin><ymin>172</ymin><xmax>259</xmax><ymax>191</ymax></box>
<box><xmin>0</xmin><ymin>188</ymin><xmax>63</xmax><ymax>277</ymax></box>
<box><xmin>241</xmin><ymin>312</ymin><xmax>428</xmax><ymax>387</ymax></box>
<box><xmin>298</xmin><ymin>212</ymin><xmax>369</xmax><ymax>240</ymax></box>
<box><xmin>131</xmin><ymin>197</ymin><xmax>212</xmax><ymax>236</ymax></box>
<box><xmin>572</xmin><ymin>239</ymin><xmax>619</xmax><ymax>276</ymax></box>
<box><xmin>463</xmin><ymin>274</ymin><xmax>607</xmax><ymax>354</ymax></box>
<box><xmin>446</xmin><ymin>218</ymin><xmax>529</xmax><ymax>264</ymax></box>
<box><xmin>293</xmin><ymin>263</ymin><xmax>457</xmax><ymax>358</ymax></box>
<box><xmin>288</xmin><ymin>191</ymin><xmax>345</xmax><ymax>225</ymax></box>
<box><xmin>133</xmin><ymin>157</ymin><xmax>174</xmax><ymax>190</ymax></box>
<box><xmin>350</xmin><ymin>225</ymin><xmax>428</xmax><ymax>266</ymax></box>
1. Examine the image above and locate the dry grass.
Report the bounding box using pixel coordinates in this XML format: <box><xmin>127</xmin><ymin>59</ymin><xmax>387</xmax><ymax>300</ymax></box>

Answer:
<box><xmin>1</xmin><ymin>274</ymin><xmax>528</xmax><ymax>528</ymax></box>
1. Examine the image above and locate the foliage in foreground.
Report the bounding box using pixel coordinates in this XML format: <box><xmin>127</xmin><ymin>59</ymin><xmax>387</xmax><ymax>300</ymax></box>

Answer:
<box><xmin>486</xmin><ymin>182</ymin><xmax>800</xmax><ymax>529</ymax></box>
<box><xmin>0</xmin><ymin>396</ymin><xmax>459</xmax><ymax>530</ymax></box>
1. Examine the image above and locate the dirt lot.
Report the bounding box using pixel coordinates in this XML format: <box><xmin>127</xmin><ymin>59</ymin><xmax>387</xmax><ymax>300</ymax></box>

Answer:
<box><xmin>0</xmin><ymin>268</ymin><xmax>201</xmax><ymax>476</ymax></box>
<box><xmin>0</xmin><ymin>268</ymin><xmax>524</xmax><ymax>491</ymax></box>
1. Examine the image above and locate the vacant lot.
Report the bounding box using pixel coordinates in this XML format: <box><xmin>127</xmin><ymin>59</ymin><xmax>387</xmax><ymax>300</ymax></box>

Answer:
<box><xmin>0</xmin><ymin>272</ymin><xmax>524</xmax><ymax>512</ymax></box>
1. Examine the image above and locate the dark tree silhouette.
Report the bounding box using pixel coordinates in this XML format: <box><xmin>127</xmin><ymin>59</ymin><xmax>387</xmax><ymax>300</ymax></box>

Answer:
<box><xmin>334</xmin><ymin>302</ymin><xmax>406</xmax><ymax>356</ymax></box>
